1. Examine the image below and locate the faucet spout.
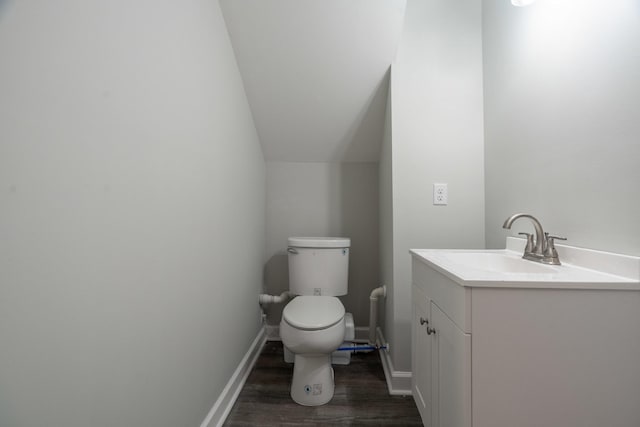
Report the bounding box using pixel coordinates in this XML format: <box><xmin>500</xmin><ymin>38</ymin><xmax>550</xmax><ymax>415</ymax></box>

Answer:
<box><xmin>502</xmin><ymin>213</ymin><xmax>545</xmax><ymax>255</ymax></box>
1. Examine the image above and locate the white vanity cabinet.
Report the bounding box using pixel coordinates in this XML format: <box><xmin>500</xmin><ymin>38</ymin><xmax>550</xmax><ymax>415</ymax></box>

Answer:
<box><xmin>411</xmin><ymin>245</ymin><xmax>640</xmax><ymax>427</ymax></box>
<box><xmin>412</xmin><ymin>284</ymin><xmax>432</xmax><ymax>424</ymax></box>
<box><xmin>412</xmin><ymin>259</ymin><xmax>471</xmax><ymax>427</ymax></box>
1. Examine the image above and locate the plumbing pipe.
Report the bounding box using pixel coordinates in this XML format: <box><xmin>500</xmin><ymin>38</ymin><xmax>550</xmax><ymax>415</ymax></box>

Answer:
<box><xmin>368</xmin><ymin>285</ymin><xmax>386</xmax><ymax>345</ymax></box>
<box><xmin>336</xmin><ymin>343</ymin><xmax>389</xmax><ymax>352</ymax></box>
<box><xmin>258</xmin><ymin>291</ymin><xmax>293</xmax><ymax>305</ymax></box>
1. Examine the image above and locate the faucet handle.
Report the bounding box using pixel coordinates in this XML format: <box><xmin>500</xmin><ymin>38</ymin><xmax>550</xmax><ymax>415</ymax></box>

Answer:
<box><xmin>518</xmin><ymin>232</ymin><xmax>535</xmax><ymax>253</ymax></box>
<box><xmin>546</xmin><ymin>234</ymin><xmax>567</xmax><ymax>244</ymax></box>
<box><xmin>544</xmin><ymin>234</ymin><xmax>567</xmax><ymax>257</ymax></box>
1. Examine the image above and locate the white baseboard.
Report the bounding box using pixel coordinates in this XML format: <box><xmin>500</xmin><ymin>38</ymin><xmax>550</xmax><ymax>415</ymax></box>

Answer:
<box><xmin>376</xmin><ymin>327</ymin><xmax>413</xmax><ymax>396</ymax></box>
<box><xmin>200</xmin><ymin>327</ymin><xmax>266</xmax><ymax>427</ymax></box>
<box><xmin>265</xmin><ymin>324</ymin><xmax>281</xmax><ymax>341</ymax></box>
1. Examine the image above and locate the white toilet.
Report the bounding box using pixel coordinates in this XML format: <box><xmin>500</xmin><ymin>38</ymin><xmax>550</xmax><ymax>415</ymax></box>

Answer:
<box><xmin>280</xmin><ymin>237</ymin><xmax>350</xmax><ymax>406</ymax></box>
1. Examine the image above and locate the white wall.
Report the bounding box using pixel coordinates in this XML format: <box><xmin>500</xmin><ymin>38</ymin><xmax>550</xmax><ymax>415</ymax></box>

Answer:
<box><xmin>381</xmin><ymin>0</ymin><xmax>485</xmax><ymax>372</ymax></box>
<box><xmin>483</xmin><ymin>0</ymin><xmax>640</xmax><ymax>256</ymax></box>
<box><xmin>219</xmin><ymin>0</ymin><xmax>406</xmax><ymax>162</ymax></box>
<box><xmin>264</xmin><ymin>162</ymin><xmax>379</xmax><ymax>327</ymax></box>
<box><xmin>0</xmin><ymin>2</ymin><xmax>265</xmax><ymax>426</ymax></box>
<box><xmin>379</xmin><ymin>82</ymin><xmax>394</xmax><ymax>347</ymax></box>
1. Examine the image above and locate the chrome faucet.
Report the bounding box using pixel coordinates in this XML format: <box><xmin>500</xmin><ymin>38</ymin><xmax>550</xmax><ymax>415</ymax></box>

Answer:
<box><xmin>502</xmin><ymin>213</ymin><xmax>566</xmax><ymax>265</ymax></box>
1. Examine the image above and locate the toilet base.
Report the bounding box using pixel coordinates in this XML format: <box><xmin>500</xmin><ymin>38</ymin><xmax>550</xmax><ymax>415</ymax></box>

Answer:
<box><xmin>290</xmin><ymin>354</ymin><xmax>335</xmax><ymax>406</ymax></box>
<box><xmin>284</xmin><ymin>312</ymin><xmax>355</xmax><ymax>365</ymax></box>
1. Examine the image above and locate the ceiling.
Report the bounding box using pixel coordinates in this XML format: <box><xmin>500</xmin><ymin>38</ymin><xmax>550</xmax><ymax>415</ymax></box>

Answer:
<box><xmin>219</xmin><ymin>0</ymin><xmax>406</xmax><ymax>162</ymax></box>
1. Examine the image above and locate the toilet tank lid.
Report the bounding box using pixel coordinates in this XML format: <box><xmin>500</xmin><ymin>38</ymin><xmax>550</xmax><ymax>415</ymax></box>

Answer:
<box><xmin>288</xmin><ymin>237</ymin><xmax>350</xmax><ymax>248</ymax></box>
<box><xmin>283</xmin><ymin>296</ymin><xmax>345</xmax><ymax>330</ymax></box>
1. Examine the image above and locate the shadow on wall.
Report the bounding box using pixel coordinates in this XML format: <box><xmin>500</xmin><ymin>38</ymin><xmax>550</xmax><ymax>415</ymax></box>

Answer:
<box><xmin>0</xmin><ymin>0</ymin><xmax>12</xmax><ymax>19</ymax></box>
<box><xmin>333</xmin><ymin>68</ymin><xmax>391</xmax><ymax>162</ymax></box>
<box><xmin>336</xmin><ymin>163</ymin><xmax>381</xmax><ymax>330</ymax></box>
<box><xmin>263</xmin><ymin>253</ymin><xmax>289</xmax><ymax>328</ymax></box>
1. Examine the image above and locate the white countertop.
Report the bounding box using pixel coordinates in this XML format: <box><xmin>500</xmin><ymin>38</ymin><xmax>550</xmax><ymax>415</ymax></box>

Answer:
<box><xmin>410</xmin><ymin>237</ymin><xmax>640</xmax><ymax>290</ymax></box>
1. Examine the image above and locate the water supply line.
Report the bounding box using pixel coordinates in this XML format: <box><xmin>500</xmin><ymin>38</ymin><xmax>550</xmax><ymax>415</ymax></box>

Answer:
<box><xmin>336</xmin><ymin>343</ymin><xmax>388</xmax><ymax>353</ymax></box>
<box><xmin>258</xmin><ymin>291</ymin><xmax>293</xmax><ymax>305</ymax></box>
<box><xmin>368</xmin><ymin>285</ymin><xmax>386</xmax><ymax>345</ymax></box>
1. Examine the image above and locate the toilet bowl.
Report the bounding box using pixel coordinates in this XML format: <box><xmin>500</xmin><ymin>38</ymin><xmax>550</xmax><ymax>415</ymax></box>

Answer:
<box><xmin>280</xmin><ymin>295</ymin><xmax>346</xmax><ymax>406</ymax></box>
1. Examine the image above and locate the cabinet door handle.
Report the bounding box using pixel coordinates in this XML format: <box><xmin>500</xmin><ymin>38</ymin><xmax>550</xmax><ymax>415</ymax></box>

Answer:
<box><xmin>419</xmin><ymin>317</ymin><xmax>436</xmax><ymax>334</ymax></box>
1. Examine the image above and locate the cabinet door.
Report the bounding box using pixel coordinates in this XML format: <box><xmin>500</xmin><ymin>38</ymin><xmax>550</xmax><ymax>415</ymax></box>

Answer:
<box><xmin>431</xmin><ymin>302</ymin><xmax>471</xmax><ymax>427</ymax></box>
<box><xmin>412</xmin><ymin>285</ymin><xmax>432</xmax><ymax>426</ymax></box>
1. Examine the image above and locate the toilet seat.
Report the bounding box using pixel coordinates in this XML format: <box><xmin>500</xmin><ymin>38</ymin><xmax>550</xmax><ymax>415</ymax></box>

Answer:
<box><xmin>283</xmin><ymin>296</ymin><xmax>345</xmax><ymax>331</ymax></box>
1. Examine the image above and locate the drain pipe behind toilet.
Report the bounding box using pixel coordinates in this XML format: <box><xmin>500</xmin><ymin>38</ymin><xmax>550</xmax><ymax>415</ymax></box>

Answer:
<box><xmin>258</xmin><ymin>291</ymin><xmax>293</xmax><ymax>305</ymax></box>
<box><xmin>368</xmin><ymin>285</ymin><xmax>386</xmax><ymax>345</ymax></box>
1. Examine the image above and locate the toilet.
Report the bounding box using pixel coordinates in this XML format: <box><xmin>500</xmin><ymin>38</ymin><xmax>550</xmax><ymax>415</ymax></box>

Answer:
<box><xmin>280</xmin><ymin>237</ymin><xmax>350</xmax><ymax>406</ymax></box>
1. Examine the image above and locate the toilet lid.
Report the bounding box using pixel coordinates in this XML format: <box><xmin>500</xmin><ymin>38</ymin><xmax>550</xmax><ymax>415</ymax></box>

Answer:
<box><xmin>288</xmin><ymin>237</ymin><xmax>351</xmax><ymax>248</ymax></box>
<box><xmin>283</xmin><ymin>296</ymin><xmax>345</xmax><ymax>331</ymax></box>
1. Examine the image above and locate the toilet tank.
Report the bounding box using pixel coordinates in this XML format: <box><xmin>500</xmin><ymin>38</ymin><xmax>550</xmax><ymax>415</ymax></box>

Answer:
<box><xmin>288</xmin><ymin>237</ymin><xmax>350</xmax><ymax>296</ymax></box>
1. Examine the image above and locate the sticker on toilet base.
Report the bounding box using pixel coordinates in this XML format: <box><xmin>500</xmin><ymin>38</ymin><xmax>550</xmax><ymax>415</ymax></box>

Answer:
<box><xmin>304</xmin><ymin>384</ymin><xmax>322</xmax><ymax>395</ymax></box>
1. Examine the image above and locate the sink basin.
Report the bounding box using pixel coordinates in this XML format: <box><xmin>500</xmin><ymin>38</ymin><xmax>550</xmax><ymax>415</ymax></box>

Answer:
<box><xmin>441</xmin><ymin>251</ymin><xmax>555</xmax><ymax>274</ymax></box>
<box><xmin>409</xmin><ymin>237</ymin><xmax>640</xmax><ymax>289</ymax></box>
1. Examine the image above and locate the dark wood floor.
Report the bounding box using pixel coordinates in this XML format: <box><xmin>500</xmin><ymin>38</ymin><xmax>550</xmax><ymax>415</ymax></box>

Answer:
<box><xmin>224</xmin><ymin>341</ymin><xmax>423</xmax><ymax>426</ymax></box>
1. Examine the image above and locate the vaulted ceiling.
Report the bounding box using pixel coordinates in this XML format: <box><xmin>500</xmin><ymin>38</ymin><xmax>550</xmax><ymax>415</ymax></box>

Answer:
<box><xmin>220</xmin><ymin>0</ymin><xmax>406</xmax><ymax>162</ymax></box>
